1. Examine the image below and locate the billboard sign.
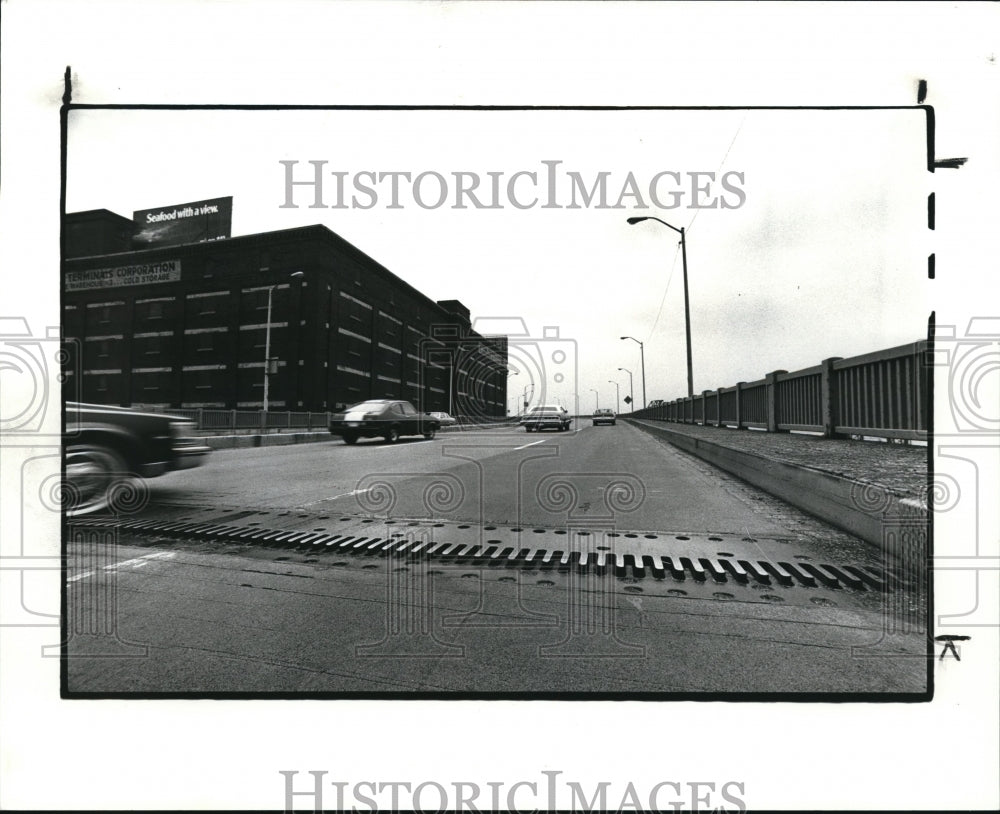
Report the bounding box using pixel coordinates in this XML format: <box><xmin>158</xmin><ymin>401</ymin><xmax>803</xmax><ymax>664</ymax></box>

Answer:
<box><xmin>132</xmin><ymin>196</ymin><xmax>232</xmax><ymax>248</ymax></box>
<box><xmin>65</xmin><ymin>259</ymin><xmax>181</xmax><ymax>292</ymax></box>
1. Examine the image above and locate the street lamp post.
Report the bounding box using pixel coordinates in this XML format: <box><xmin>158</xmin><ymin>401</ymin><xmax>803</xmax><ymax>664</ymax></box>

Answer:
<box><xmin>263</xmin><ymin>270</ymin><xmax>305</xmax><ymax>412</ymax></box>
<box><xmin>608</xmin><ymin>380</ymin><xmax>620</xmax><ymax>414</ymax></box>
<box><xmin>627</xmin><ymin>215</ymin><xmax>693</xmax><ymax>397</ymax></box>
<box><xmin>618</xmin><ymin>367</ymin><xmax>634</xmax><ymax>413</ymax></box>
<box><xmin>589</xmin><ymin>388</ymin><xmax>599</xmax><ymax>410</ymax></box>
<box><xmin>522</xmin><ymin>382</ymin><xmax>534</xmax><ymax>414</ymax></box>
<box><xmin>620</xmin><ymin>336</ymin><xmax>646</xmax><ymax>409</ymax></box>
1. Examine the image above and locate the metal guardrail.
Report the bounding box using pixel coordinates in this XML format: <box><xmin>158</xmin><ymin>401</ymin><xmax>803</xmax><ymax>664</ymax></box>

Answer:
<box><xmin>154</xmin><ymin>409</ymin><xmax>333</xmax><ymax>433</ymax></box>
<box><xmin>628</xmin><ymin>340</ymin><xmax>928</xmax><ymax>441</ymax></box>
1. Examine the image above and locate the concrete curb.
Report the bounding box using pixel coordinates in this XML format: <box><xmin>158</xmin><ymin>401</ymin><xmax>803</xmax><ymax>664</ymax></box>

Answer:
<box><xmin>628</xmin><ymin>420</ymin><xmax>927</xmax><ymax>562</ymax></box>
<box><xmin>202</xmin><ymin>432</ymin><xmax>329</xmax><ymax>450</ymax></box>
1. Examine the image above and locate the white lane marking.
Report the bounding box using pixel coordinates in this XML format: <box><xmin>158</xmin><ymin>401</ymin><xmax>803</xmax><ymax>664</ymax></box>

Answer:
<box><xmin>334</xmin><ymin>486</ymin><xmax>374</xmax><ymax>499</ymax></box>
<box><xmin>298</xmin><ymin>486</ymin><xmax>373</xmax><ymax>508</ymax></box>
<box><xmin>69</xmin><ymin>550</ymin><xmax>176</xmax><ymax>583</ymax></box>
<box><xmin>102</xmin><ymin>551</ymin><xmax>176</xmax><ymax>570</ymax></box>
<box><xmin>513</xmin><ymin>439</ymin><xmax>547</xmax><ymax>451</ymax></box>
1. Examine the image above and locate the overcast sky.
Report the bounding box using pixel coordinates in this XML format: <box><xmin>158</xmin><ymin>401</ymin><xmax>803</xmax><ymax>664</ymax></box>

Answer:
<box><xmin>66</xmin><ymin>106</ymin><xmax>930</xmax><ymax>411</ymax></box>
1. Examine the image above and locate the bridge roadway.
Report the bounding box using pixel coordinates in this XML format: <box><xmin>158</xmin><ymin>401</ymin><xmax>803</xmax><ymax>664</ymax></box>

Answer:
<box><xmin>65</xmin><ymin>419</ymin><xmax>929</xmax><ymax>695</ymax></box>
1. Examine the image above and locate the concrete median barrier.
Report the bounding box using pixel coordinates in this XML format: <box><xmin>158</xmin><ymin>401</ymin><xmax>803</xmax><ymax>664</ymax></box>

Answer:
<box><xmin>200</xmin><ymin>421</ymin><xmax>522</xmax><ymax>450</ymax></box>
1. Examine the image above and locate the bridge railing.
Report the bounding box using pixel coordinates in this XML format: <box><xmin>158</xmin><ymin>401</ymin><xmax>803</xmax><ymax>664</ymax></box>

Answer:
<box><xmin>629</xmin><ymin>340</ymin><xmax>928</xmax><ymax>441</ymax></box>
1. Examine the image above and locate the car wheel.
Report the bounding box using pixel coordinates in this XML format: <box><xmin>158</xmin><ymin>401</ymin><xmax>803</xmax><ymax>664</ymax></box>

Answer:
<box><xmin>383</xmin><ymin>427</ymin><xmax>400</xmax><ymax>443</ymax></box>
<box><xmin>65</xmin><ymin>443</ymin><xmax>128</xmax><ymax>517</ymax></box>
<box><xmin>525</xmin><ymin>426</ymin><xmax>533</xmax><ymax>432</ymax></box>
<box><xmin>423</xmin><ymin>428</ymin><xmax>437</xmax><ymax>440</ymax></box>
<box><xmin>343</xmin><ymin>432</ymin><xmax>358</xmax><ymax>445</ymax></box>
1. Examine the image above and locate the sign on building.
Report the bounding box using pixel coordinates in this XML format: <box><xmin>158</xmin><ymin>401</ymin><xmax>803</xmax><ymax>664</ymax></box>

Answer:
<box><xmin>132</xmin><ymin>196</ymin><xmax>232</xmax><ymax>248</ymax></box>
<box><xmin>65</xmin><ymin>259</ymin><xmax>182</xmax><ymax>292</ymax></box>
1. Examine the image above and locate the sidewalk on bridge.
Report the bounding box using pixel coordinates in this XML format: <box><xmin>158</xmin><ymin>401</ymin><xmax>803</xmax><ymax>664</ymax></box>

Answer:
<box><xmin>631</xmin><ymin>420</ymin><xmax>927</xmax><ymax>498</ymax></box>
<box><xmin>628</xmin><ymin>419</ymin><xmax>928</xmax><ymax>553</ymax></box>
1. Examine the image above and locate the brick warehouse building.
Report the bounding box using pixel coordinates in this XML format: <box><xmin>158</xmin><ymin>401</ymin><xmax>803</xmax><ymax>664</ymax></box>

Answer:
<box><xmin>62</xmin><ymin>209</ymin><xmax>509</xmax><ymax>416</ymax></box>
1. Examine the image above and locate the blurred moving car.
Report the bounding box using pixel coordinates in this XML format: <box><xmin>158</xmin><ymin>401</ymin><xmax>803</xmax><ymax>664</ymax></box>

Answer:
<box><xmin>65</xmin><ymin>402</ymin><xmax>211</xmax><ymax>517</ymax></box>
<box><xmin>329</xmin><ymin>399</ymin><xmax>441</xmax><ymax>444</ymax></box>
<box><xmin>428</xmin><ymin>411</ymin><xmax>458</xmax><ymax>426</ymax></box>
<box><xmin>592</xmin><ymin>408</ymin><xmax>617</xmax><ymax>426</ymax></box>
<box><xmin>520</xmin><ymin>405</ymin><xmax>572</xmax><ymax>432</ymax></box>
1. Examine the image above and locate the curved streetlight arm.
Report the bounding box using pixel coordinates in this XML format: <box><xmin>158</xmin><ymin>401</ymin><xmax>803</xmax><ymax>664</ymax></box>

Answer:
<box><xmin>608</xmin><ymin>380</ymin><xmax>621</xmax><ymax>414</ymax></box>
<box><xmin>627</xmin><ymin>215</ymin><xmax>683</xmax><ymax>235</ymax></box>
<box><xmin>619</xmin><ymin>336</ymin><xmax>646</xmax><ymax>409</ymax></box>
<box><xmin>617</xmin><ymin>367</ymin><xmax>634</xmax><ymax>412</ymax></box>
<box><xmin>626</xmin><ymin>216</ymin><xmax>693</xmax><ymax>397</ymax></box>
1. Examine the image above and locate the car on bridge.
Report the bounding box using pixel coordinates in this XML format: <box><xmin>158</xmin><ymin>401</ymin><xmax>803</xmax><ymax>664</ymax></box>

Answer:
<box><xmin>592</xmin><ymin>408</ymin><xmax>617</xmax><ymax>426</ymax></box>
<box><xmin>428</xmin><ymin>411</ymin><xmax>458</xmax><ymax>426</ymax></box>
<box><xmin>329</xmin><ymin>399</ymin><xmax>441</xmax><ymax>444</ymax></box>
<box><xmin>65</xmin><ymin>402</ymin><xmax>211</xmax><ymax>516</ymax></box>
<box><xmin>520</xmin><ymin>404</ymin><xmax>572</xmax><ymax>432</ymax></box>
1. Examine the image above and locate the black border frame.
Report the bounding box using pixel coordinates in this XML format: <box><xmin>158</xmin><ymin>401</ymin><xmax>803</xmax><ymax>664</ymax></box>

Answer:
<box><xmin>59</xmin><ymin>81</ymin><xmax>937</xmax><ymax>703</ymax></box>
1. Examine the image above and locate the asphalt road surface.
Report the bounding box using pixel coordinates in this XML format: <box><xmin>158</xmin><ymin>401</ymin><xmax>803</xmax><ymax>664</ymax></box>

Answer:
<box><xmin>65</xmin><ymin>420</ymin><xmax>929</xmax><ymax>695</ymax></box>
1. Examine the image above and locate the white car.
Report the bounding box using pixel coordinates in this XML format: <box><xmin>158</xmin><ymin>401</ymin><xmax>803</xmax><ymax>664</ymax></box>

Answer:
<box><xmin>592</xmin><ymin>408</ymin><xmax>617</xmax><ymax>426</ymax></box>
<box><xmin>520</xmin><ymin>405</ymin><xmax>572</xmax><ymax>432</ymax></box>
<box><xmin>428</xmin><ymin>411</ymin><xmax>458</xmax><ymax>426</ymax></box>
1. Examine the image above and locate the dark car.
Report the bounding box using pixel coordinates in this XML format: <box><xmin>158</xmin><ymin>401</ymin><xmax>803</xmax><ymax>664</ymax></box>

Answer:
<box><xmin>328</xmin><ymin>399</ymin><xmax>440</xmax><ymax>444</ymax></box>
<box><xmin>519</xmin><ymin>405</ymin><xmax>572</xmax><ymax>433</ymax></box>
<box><xmin>65</xmin><ymin>402</ymin><xmax>211</xmax><ymax>516</ymax></box>
<box><xmin>592</xmin><ymin>408</ymin><xmax>617</xmax><ymax>426</ymax></box>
